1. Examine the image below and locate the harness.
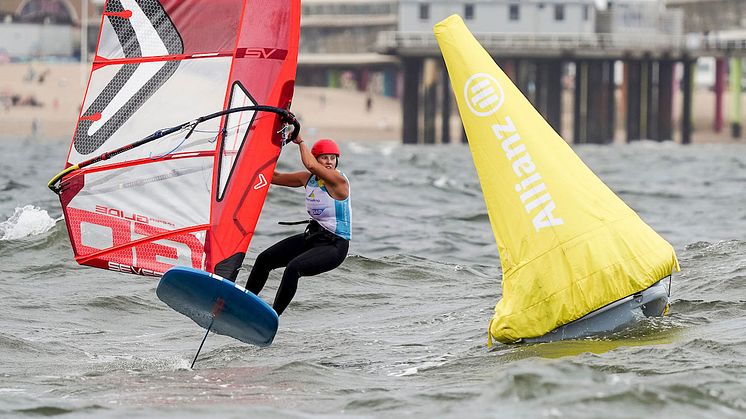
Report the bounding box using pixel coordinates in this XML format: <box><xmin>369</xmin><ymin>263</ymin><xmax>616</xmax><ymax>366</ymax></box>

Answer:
<box><xmin>304</xmin><ymin>219</ymin><xmax>341</xmax><ymax>244</ymax></box>
<box><xmin>278</xmin><ymin>219</ymin><xmax>342</xmax><ymax>244</ymax></box>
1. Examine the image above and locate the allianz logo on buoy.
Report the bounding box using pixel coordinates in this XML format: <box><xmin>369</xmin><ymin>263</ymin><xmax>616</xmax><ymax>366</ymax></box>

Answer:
<box><xmin>464</xmin><ymin>73</ymin><xmax>504</xmax><ymax>117</ymax></box>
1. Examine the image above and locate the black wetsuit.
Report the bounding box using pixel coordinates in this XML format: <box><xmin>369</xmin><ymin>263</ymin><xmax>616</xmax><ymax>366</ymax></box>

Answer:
<box><xmin>246</xmin><ymin>220</ymin><xmax>349</xmax><ymax>315</ymax></box>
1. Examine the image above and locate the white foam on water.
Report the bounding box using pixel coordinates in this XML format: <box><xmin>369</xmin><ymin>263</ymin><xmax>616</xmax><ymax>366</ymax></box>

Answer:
<box><xmin>0</xmin><ymin>388</ymin><xmax>26</xmax><ymax>393</ymax></box>
<box><xmin>0</xmin><ymin>205</ymin><xmax>58</xmax><ymax>241</ymax></box>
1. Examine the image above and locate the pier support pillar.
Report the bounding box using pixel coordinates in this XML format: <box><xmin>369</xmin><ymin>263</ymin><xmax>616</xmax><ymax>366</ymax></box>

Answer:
<box><xmin>594</xmin><ymin>60</ymin><xmax>615</xmax><ymax>143</ymax></box>
<box><xmin>608</xmin><ymin>60</ymin><xmax>617</xmax><ymax>141</ymax></box>
<box><xmin>625</xmin><ymin>60</ymin><xmax>642</xmax><ymax>142</ymax></box>
<box><xmin>587</xmin><ymin>60</ymin><xmax>605</xmax><ymax>143</ymax></box>
<box><xmin>502</xmin><ymin>59</ymin><xmax>517</xmax><ymax>83</ymax></box>
<box><xmin>714</xmin><ymin>57</ymin><xmax>726</xmax><ymax>133</ymax></box>
<box><xmin>574</xmin><ymin>60</ymin><xmax>613</xmax><ymax>143</ymax></box>
<box><xmin>535</xmin><ymin>60</ymin><xmax>547</xmax><ymax>119</ymax></box>
<box><xmin>658</xmin><ymin>60</ymin><xmax>674</xmax><ymax>141</ymax></box>
<box><xmin>538</xmin><ymin>59</ymin><xmax>563</xmax><ymax>134</ymax></box>
<box><xmin>423</xmin><ymin>59</ymin><xmax>438</xmax><ymax>144</ymax></box>
<box><xmin>681</xmin><ymin>60</ymin><xmax>694</xmax><ymax>144</ymax></box>
<box><xmin>573</xmin><ymin>61</ymin><xmax>584</xmax><ymax>143</ymax></box>
<box><xmin>402</xmin><ymin>57</ymin><xmax>422</xmax><ymax>144</ymax></box>
<box><xmin>644</xmin><ymin>60</ymin><xmax>657</xmax><ymax>140</ymax></box>
<box><xmin>535</xmin><ymin>59</ymin><xmax>562</xmax><ymax>133</ymax></box>
<box><xmin>440</xmin><ymin>59</ymin><xmax>452</xmax><ymax>144</ymax></box>
<box><xmin>516</xmin><ymin>59</ymin><xmax>530</xmax><ymax>99</ymax></box>
<box><xmin>730</xmin><ymin>57</ymin><xmax>742</xmax><ymax>139</ymax></box>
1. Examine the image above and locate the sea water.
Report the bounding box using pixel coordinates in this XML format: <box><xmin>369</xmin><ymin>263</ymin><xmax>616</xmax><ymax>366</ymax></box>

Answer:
<box><xmin>0</xmin><ymin>137</ymin><xmax>745</xmax><ymax>418</ymax></box>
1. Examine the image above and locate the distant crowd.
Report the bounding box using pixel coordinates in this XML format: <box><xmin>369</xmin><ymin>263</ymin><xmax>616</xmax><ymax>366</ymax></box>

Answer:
<box><xmin>1</xmin><ymin>65</ymin><xmax>50</xmax><ymax>111</ymax></box>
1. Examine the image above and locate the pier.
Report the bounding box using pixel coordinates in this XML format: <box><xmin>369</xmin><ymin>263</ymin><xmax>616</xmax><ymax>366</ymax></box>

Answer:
<box><xmin>378</xmin><ymin>0</ymin><xmax>746</xmax><ymax>144</ymax></box>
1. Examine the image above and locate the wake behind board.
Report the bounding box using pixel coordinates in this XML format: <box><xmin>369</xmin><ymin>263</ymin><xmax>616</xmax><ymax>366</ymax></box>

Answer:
<box><xmin>157</xmin><ymin>266</ymin><xmax>278</xmax><ymax>346</ymax></box>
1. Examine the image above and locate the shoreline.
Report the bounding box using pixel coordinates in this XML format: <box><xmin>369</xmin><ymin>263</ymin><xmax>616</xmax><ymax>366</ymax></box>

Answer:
<box><xmin>0</xmin><ymin>62</ymin><xmax>743</xmax><ymax>144</ymax></box>
<box><xmin>0</xmin><ymin>62</ymin><xmax>402</xmax><ymax>143</ymax></box>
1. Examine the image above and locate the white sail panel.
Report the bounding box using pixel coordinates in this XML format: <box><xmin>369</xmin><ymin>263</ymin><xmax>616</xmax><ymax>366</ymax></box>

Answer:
<box><xmin>218</xmin><ymin>82</ymin><xmax>258</xmax><ymax>200</ymax></box>
<box><xmin>97</xmin><ymin>17</ymin><xmax>126</xmax><ymax>60</ymax></box>
<box><xmin>94</xmin><ymin>0</ymin><xmax>183</xmax><ymax>60</ymax></box>
<box><xmin>67</xmin><ymin>157</ymin><xmax>213</xmax><ymax>230</ymax></box>
<box><xmin>70</xmin><ymin>58</ymin><xmax>232</xmax><ymax>165</ymax></box>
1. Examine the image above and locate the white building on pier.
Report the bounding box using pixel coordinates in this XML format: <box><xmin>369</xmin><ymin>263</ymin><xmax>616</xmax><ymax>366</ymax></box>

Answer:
<box><xmin>399</xmin><ymin>0</ymin><xmax>597</xmax><ymax>34</ymax></box>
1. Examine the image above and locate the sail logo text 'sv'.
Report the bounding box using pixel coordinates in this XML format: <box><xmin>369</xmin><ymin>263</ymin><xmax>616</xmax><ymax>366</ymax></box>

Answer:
<box><xmin>491</xmin><ymin>116</ymin><xmax>564</xmax><ymax>231</ymax></box>
<box><xmin>464</xmin><ymin>73</ymin><xmax>504</xmax><ymax>117</ymax></box>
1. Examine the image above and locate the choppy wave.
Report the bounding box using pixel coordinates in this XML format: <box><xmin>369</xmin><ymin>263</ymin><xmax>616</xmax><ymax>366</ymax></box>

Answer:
<box><xmin>0</xmin><ymin>180</ymin><xmax>28</xmax><ymax>192</ymax></box>
<box><xmin>80</xmin><ymin>295</ymin><xmax>164</xmax><ymax>314</ymax></box>
<box><xmin>0</xmin><ymin>333</ymin><xmax>51</xmax><ymax>354</ymax></box>
<box><xmin>0</xmin><ymin>205</ymin><xmax>59</xmax><ymax>241</ymax></box>
<box><xmin>0</xmin><ymin>216</ymin><xmax>72</xmax><ymax>272</ymax></box>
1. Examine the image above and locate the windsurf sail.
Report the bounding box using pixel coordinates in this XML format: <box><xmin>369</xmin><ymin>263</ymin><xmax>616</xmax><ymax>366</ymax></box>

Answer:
<box><xmin>434</xmin><ymin>16</ymin><xmax>680</xmax><ymax>344</ymax></box>
<box><xmin>49</xmin><ymin>0</ymin><xmax>301</xmax><ymax>279</ymax></box>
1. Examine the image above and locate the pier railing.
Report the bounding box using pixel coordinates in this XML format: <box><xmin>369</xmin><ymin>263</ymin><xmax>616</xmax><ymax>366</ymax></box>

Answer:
<box><xmin>377</xmin><ymin>31</ymin><xmax>746</xmax><ymax>58</ymax></box>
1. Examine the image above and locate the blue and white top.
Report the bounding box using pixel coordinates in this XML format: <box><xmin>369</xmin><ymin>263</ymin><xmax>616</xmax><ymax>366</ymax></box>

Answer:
<box><xmin>305</xmin><ymin>172</ymin><xmax>351</xmax><ymax>240</ymax></box>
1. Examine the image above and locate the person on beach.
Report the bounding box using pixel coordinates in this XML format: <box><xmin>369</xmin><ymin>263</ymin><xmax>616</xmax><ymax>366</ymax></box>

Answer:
<box><xmin>245</xmin><ymin>135</ymin><xmax>351</xmax><ymax>315</ymax></box>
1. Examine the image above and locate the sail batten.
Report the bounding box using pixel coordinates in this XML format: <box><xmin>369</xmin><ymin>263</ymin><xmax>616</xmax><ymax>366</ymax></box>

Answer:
<box><xmin>435</xmin><ymin>15</ymin><xmax>679</xmax><ymax>343</ymax></box>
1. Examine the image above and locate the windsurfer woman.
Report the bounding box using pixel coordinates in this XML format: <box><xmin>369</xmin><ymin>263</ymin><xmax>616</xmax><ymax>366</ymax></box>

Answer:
<box><xmin>245</xmin><ymin>136</ymin><xmax>351</xmax><ymax>315</ymax></box>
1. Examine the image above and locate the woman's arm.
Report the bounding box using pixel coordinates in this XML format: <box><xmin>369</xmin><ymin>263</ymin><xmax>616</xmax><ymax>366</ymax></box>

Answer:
<box><xmin>296</xmin><ymin>137</ymin><xmax>349</xmax><ymax>200</ymax></box>
<box><xmin>271</xmin><ymin>170</ymin><xmax>310</xmax><ymax>187</ymax></box>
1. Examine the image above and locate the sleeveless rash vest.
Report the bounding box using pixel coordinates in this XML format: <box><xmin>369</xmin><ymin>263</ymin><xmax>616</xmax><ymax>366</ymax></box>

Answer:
<box><xmin>305</xmin><ymin>173</ymin><xmax>351</xmax><ymax>240</ymax></box>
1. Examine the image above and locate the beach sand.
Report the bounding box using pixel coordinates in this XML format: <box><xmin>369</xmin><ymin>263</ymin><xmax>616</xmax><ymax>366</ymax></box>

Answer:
<box><xmin>0</xmin><ymin>62</ymin><xmax>400</xmax><ymax>142</ymax></box>
<box><xmin>0</xmin><ymin>62</ymin><xmax>742</xmax><ymax>144</ymax></box>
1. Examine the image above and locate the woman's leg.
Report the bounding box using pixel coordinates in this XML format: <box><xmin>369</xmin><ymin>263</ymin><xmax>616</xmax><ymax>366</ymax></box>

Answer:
<box><xmin>245</xmin><ymin>233</ymin><xmax>306</xmax><ymax>295</ymax></box>
<box><xmin>273</xmin><ymin>240</ymin><xmax>349</xmax><ymax>315</ymax></box>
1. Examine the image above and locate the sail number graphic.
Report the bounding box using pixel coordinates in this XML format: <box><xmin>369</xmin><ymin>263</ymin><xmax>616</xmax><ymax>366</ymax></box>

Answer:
<box><xmin>67</xmin><ymin>207</ymin><xmax>204</xmax><ymax>276</ymax></box>
<box><xmin>464</xmin><ymin>73</ymin><xmax>504</xmax><ymax>117</ymax></box>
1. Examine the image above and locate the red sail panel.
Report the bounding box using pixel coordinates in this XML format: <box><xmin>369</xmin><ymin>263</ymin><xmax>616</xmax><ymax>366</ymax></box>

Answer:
<box><xmin>207</xmin><ymin>0</ymin><xmax>301</xmax><ymax>278</ymax></box>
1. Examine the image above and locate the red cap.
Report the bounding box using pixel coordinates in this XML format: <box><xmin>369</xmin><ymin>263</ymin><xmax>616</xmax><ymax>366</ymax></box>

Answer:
<box><xmin>311</xmin><ymin>139</ymin><xmax>340</xmax><ymax>158</ymax></box>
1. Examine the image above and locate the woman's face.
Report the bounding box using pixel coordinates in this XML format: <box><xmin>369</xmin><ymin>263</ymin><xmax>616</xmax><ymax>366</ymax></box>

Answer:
<box><xmin>316</xmin><ymin>154</ymin><xmax>337</xmax><ymax>170</ymax></box>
